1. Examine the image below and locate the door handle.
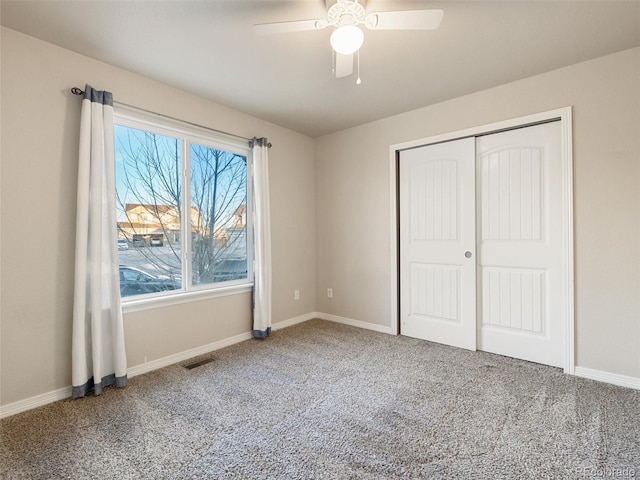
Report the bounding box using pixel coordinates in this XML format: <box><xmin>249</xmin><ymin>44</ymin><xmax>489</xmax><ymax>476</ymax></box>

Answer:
<box><xmin>465</xmin><ymin>251</ymin><xmax>472</xmax><ymax>258</ymax></box>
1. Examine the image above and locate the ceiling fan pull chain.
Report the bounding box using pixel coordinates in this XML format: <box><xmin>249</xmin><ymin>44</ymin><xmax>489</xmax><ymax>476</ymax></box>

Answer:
<box><xmin>356</xmin><ymin>50</ymin><xmax>362</xmax><ymax>85</ymax></box>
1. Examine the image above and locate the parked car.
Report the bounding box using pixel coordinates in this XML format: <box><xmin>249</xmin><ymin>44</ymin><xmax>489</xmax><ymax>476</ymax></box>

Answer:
<box><xmin>150</xmin><ymin>237</ymin><xmax>163</xmax><ymax>247</ymax></box>
<box><xmin>132</xmin><ymin>237</ymin><xmax>146</xmax><ymax>247</ymax></box>
<box><xmin>119</xmin><ymin>266</ymin><xmax>180</xmax><ymax>297</ymax></box>
<box><xmin>213</xmin><ymin>259</ymin><xmax>247</xmax><ymax>283</ymax></box>
<box><xmin>117</xmin><ymin>239</ymin><xmax>129</xmax><ymax>250</ymax></box>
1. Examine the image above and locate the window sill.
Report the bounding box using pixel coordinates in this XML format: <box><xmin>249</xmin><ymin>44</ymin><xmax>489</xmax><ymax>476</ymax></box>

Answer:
<box><xmin>122</xmin><ymin>283</ymin><xmax>253</xmax><ymax>314</ymax></box>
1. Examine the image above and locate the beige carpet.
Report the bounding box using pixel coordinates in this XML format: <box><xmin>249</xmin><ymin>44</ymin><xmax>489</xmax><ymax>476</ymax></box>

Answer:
<box><xmin>1</xmin><ymin>319</ymin><xmax>639</xmax><ymax>479</ymax></box>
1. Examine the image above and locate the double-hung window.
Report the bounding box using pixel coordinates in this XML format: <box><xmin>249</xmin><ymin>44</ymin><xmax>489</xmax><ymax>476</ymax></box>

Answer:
<box><xmin>114</xmin><ymin>107</ymin><xmax>252</xmax><ymax>304</ymax></box>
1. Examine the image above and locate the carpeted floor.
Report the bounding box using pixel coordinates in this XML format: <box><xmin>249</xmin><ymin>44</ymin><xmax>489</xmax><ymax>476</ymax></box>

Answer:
<box><xmin>1</xmin><ymin>319</ymin><xmax>638</xmax><ymax>479</ymax></box>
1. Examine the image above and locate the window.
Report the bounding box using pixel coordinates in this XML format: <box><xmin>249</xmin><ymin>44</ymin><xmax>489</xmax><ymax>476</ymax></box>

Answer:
<box><xmin>114</xmin><ymin>108</ymin><xmax>252</xmax><ymax>303</ymax></box>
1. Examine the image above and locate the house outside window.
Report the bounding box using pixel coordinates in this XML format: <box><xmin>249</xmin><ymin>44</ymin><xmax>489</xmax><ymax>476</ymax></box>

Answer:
<box><xmin>114</xmin><ymin>107</ymin><xmax>252</xmax><ymax>303</ymax></box>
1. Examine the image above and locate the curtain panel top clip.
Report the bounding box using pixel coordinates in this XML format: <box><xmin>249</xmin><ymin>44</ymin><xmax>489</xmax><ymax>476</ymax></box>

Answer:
<box><xmin>249</xmin><ymin>137</ymin><xmax>272</xmax><ymax>149</ymax></box>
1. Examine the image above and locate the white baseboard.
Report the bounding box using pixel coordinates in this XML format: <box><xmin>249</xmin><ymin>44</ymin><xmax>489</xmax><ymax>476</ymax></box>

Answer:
<box><xmin>272</xmin><ymin>312</ymin><xmax>317</xmax><ymax>331</ymax></box>
<box><xmin>127</xmin><ymin>330</ymin><xmax>254</xmax><ymax>378</ymax></box>
<box><xmin>317</xmin><ymin>312</ymin><xmax>395</xmax><ymax>335</ymax></box>
<box><xmin>130</xmin><ymin>312</ymin><xmax>316</xmax><ymax>379</ymax></box>
<box><xmin>0</xmin><ymin>385</ymin><xmax>72</xmax><ymax>419</ymax></box>
<box><xmin>0</xmin><ymin>312</ymin><xmax>316</xmax><ymax>419</ymax></box>
<box><xmin>8</xmin><ymin>314</ymin><xmax>634</xmax><ymax>419</ymax></box>
<box><xmin>574</xmin><ymin>366</ymin><xmax>640</xmax><ymax>390</ymax></box>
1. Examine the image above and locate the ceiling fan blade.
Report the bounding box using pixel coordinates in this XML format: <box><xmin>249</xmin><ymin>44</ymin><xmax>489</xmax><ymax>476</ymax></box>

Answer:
<box><xmin>335</xmin><ymin>53</ymin><xmax>354</xmax><ymax>78</ymax></box>
<box><xmin>365</xmin><ymin>9</ymin><xmax>444</xmax><ymax>30</ymax></box>
<box><xmin>253</xmin><ymin>19</ymin><xmax>326</xmax><ymax>35</ymax></box>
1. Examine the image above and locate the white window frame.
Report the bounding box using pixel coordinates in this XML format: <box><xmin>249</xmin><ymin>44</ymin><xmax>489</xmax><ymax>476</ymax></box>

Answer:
<box><xmin>114</xmin><ymin>105</ymin><xmax>253</xmax><ymax>313</ymax></box>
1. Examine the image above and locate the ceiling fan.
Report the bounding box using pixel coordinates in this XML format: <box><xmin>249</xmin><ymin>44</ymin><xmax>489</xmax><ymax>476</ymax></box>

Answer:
<box><xmin>254</xmin><ymin>0</ymin><xmax>444</xmax><ymax>82</ymax></box>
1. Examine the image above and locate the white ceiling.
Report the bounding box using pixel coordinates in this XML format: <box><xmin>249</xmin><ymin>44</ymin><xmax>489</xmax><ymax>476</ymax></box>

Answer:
<box><xmin>2</xmin><ymin>1</ymin><xmax>639</xmax><ymax>137</ymax></box>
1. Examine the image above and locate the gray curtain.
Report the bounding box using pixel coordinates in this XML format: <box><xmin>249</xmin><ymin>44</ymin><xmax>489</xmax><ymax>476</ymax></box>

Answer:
<box><xmin>72</xmin><ymin>84</ymin><xmax>127</xmax><ymax>398</ymax></box>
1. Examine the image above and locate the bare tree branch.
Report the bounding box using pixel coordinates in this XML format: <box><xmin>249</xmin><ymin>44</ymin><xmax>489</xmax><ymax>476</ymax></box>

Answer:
<box><xmin>116</xmin><ymin>126</ymin><xmax>247</xmax><ymax>287</ymax></box>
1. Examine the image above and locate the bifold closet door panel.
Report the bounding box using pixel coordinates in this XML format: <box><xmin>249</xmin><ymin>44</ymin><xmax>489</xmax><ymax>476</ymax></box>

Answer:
<box><xmin>399</xmin><ymin>137</ymin><xmax>476</xmax><ymax>350</ymax></box>
<box><xmin>477</xmin><ymin>121</ymin><xmax>565</xmax><ymax>368</ymax></box>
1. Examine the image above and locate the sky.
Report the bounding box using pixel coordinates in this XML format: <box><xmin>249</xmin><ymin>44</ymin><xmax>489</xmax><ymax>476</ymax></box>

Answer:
<box><xmin>114</xmin><ymin>124</ymin><xmax>246</xmax><ymax>227</ymax></box>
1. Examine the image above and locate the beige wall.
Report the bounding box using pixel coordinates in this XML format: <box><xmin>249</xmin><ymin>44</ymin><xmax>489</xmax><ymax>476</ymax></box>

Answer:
<box><xmin>316</xmin><ymin>47</ymin><xmax>640</xmax><ymax>378</ymax></box>
<box><xmin>1</xmin><ymin>27</ymin><xmax>638</xmax><ymax>409</ymax></box>
<box><xmin>0</xmin><ymin>27</ymin><xmax>316</xmax><ymax>405</ymax></box>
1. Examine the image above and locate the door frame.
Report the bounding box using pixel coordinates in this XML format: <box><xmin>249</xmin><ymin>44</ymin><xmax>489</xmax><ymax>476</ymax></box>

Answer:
<box><xmin>389</xmin><ymin>107</ymin><xmax>575</xmax><ymax>374</ymax></box>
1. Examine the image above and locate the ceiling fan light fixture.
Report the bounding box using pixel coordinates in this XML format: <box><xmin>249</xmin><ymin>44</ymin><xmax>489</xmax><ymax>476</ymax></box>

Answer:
<box><xmin>330</xmin><ymin>25</ymin><xmax>364</xmax><ymax>55</ymax></box>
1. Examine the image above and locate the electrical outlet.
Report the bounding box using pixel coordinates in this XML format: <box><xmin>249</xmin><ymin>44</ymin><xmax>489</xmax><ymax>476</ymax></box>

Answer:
<box><xmin>294</xmin><ymin>289</ymin><xmax>300</xmax><ymax>300</ymax></box>
<box><xmin>327</xmin><ymin>288</ymin><xmax>333</xmax><ymax>298</ymax></box>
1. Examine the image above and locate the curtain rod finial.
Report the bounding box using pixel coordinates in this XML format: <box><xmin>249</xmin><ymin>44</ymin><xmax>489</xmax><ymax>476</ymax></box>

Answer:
<box><xmin>71</xmin><ymin>87</ymin><xmax>84</xmax><ymax>96</ymax></box>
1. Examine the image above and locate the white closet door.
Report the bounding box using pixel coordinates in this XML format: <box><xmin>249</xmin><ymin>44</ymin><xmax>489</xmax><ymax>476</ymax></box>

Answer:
<box><xmin>399</xmin><ymin>137</ymin><xmax>476</xmax><ymax>350</ymax></box>
<box><xmin>477</xmin><ymin>121</ymin><xmax>564</xmax><ymax>367</ymax></box>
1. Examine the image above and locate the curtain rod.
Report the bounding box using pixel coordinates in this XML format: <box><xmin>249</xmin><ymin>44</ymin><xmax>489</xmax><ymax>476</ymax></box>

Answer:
<box><xmin>70</xmin><ymin>87</ymin><xmax>271</xmax><ymax>148</ymax></box>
